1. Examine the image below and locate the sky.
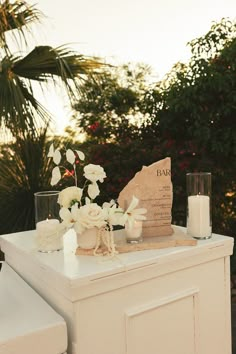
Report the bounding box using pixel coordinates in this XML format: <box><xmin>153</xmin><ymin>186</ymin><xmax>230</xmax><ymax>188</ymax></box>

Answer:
<box><xmin>29</xmin><ymin>0</ymin><xmax>236</xmax><ymax>134</ymax></box>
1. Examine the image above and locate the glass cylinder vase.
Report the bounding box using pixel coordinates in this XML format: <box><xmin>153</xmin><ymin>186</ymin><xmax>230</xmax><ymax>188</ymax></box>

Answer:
<box><xmin>186</xmin><ymin>172</ymin><xmax>212</xmax><ymax>240</ymax></box>
<box><xmin>34</xmin><ymin>191</ymin><xmax>64</xmax><ymax>252</ymax></box>
<box><xmin>125</xmin><ymin>220</ymin><xmax>143</xmax><ymax>243</ymax></box>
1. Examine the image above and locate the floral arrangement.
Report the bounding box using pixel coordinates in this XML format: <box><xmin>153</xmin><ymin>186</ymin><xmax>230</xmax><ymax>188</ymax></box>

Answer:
<box><xmin>48</xmin><ymin>144</ymin><xmax>147</xmax><ymax>256</ymax></box>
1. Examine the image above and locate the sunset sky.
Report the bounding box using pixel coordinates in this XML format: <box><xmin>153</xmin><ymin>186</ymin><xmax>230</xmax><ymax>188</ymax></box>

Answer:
<box><xmin>31</xmin><ymin>0</ymin><xmax>236</xmax><ymax>133</ymax></box>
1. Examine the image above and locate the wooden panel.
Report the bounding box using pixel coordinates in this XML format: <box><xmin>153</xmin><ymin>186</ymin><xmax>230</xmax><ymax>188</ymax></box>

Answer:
<box><xmin>125</xmin><ymin>288</ymin><xmax>199</xmax><ymax>354</ymax></box>
<box><xmin>75</xmin><ymin>258</ymin><xmax>229</xmax><ymax>354</ymax></box>
<box><xmin>1</xmin><ymin>231</ymin><xmax>232</xmax><ymax>354</ymax></box>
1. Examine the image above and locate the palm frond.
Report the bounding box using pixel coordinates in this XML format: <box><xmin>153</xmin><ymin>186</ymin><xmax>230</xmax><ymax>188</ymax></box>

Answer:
<box><xmin>13</xmin><ymin>45</ymin><xmax>105</xmax><ymax>97</ymax></box>
<box><xmin>0</xmin><ymin>128</ymin><xmax>54</xmax><ymax>233</ymax></box>
<box><xmin>0</xmin><ymin>0</ymin><xmax>42</xmax><ymax>51</ymax></box>
<box><xmin>13</xmin><ymin>46</ymin><xmax>104</xmax><ymax>77</ymax></box>
<box><xmin>0</xmin><ymin>2</ymin><xmax>106</xmax><ymax>137</ymax></box>
<box><xmin>0</xmin><ymin>54</ymin><xmax>51</xmax><ymax>136</ymax></box>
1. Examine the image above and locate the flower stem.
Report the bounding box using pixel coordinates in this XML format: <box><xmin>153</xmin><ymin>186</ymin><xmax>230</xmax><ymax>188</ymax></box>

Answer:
<box><xmin>74</xmin><ymin>163</ymin><xmax>78</xmax><ymax>187</ymax></box>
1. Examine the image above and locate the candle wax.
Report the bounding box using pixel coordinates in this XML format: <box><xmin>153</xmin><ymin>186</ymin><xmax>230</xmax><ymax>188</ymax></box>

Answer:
<box><xmin>36</xmin><ymin>219</ymin><xmax>63</xmax><ymax>252</ymax></box>
<box><xmin>36</xmin><ymin>219</ymin><xmax>60</xmax><ymax>235</ymax></box>
<box><xmin>187</xmin><ymin>195</ymin><xmax>211</xmax><ymax>238</ymax></box>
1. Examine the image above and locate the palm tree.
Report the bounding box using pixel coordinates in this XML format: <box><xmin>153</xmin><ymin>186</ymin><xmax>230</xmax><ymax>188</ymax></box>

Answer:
<box><xmin>0</xmin><ymin>0</ymin><xmax>103</xmax><ymax>137</ymax></box>
<box><xmin>0</xmin><ymin>0</ymin><xmax>104</xmax><ymax>236</ymax></box>
<box><xmin>0</xmin><ymin>127</ymin><xmax>52</xmax><ymax>233</ymax></box>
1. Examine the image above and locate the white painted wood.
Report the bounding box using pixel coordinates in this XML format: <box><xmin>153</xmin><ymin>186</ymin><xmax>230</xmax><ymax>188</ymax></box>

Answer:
<box><xmin>0</xmin><ymin>263</ymin><xmax>67</xmax><ymax>354</ymax></box>
<box><xmin>125</xmin><ymin>288</ymin><xmax>200</xmax><ymax>354</ymax></box>
<box><xmin>0</xmin><ymin>227</ymin><xmax>233</xmax><ymax>354</ymax></box>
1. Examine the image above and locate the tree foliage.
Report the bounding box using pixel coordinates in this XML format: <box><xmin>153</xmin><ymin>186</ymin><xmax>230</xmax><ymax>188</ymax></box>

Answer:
<box><xmin>0</xmin><ymin>16</ymin><xmax>235</xmax><ymax>271</ymax></box>
<box><xmin>0</xmin><ymin>0</ymin><xmax>104</xmax><ymax>138</ymax></box>
<box><xmin>145</xmin><ymin>18</ymin><xmax>236</xmax><ymax>158</ymax></box>
<box><xmin>0</xmin><ymin>0</ymin><xmax>104</xmax><ymax>235</ymax></box>
<box><xmin>0</xmin><ymin>129</ymin><xmax>53</xmax><ymax>233</ymax></box>
<box><xmin>143</xmin><ymin>19</ymin><xmax>236</xmax><ymax>243</ymax></box>
<box><xmin>70</xmin><ymin>18</ymin><xmax>236</xmax><ymax>248</ymax></box>
<box><xmin>70</xmin><ymin>63</ymin><xmax>153</xmax><ymax>142</ymax></box>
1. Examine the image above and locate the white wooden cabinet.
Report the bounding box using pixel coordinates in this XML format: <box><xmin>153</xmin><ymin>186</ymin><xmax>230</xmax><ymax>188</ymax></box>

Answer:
<box><xmin>0</xmin><ymin>227</ymin><xmax>233</xmax><ymax>354</ymax></box>
<box><xmin>0</xmin><ymin>263</ymin><xmax>67</xmax><ymax>354</ymax></box>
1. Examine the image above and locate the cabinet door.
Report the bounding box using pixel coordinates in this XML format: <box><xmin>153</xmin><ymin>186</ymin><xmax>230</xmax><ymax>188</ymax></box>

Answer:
<box><xmin>125</xmin><ymin>288</ymin><xmax>198</xmax><ymax>354</ymax></box>
<box><xmin>76</xmin><ymin>257</ymin><xmax>231</xmax><ymax>354</ymax></box>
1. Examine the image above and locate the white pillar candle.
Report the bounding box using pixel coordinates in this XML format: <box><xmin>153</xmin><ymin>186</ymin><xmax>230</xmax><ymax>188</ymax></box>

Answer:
<box><xmin>187</xmin><ymin>195</ymin><xmax>211</xmax><ymax>238</ymax></box>
<box><xmin>36</xmin><ymin>219</ymin><xmax>63</xmax><ymax>252</ymax></box>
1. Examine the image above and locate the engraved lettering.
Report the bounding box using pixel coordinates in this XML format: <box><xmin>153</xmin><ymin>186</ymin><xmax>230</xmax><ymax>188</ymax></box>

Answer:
<box><xmin>156</xmin><ymin>169</ymin><xmax>171</xmax><ymax>177</ymax></box>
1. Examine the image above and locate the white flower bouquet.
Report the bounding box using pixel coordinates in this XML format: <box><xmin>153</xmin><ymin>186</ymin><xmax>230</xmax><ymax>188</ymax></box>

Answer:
<box><xmin>48</xmin><ymin>144</ymin><xmax>147</xmax><ymax>255</ymax></box>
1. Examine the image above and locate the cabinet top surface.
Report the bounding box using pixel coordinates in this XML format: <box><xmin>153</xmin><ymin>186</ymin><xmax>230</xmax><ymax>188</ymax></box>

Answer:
<box><xmin>0</xmin><ymin>263</ymin><xmax>66</xmax><ymax>343</ymax></box>
<box><xmin>0</xmin><ymin>226</ymin><xmax>233</xmax><ymax>285</ymax></box>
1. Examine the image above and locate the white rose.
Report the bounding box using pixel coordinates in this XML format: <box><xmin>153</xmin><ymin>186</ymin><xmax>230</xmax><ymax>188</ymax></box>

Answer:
<box><xmin>75</xmin><ymin>203</ymin><xmax>107</xmax><ymax>233</ymax></box>
<box><xmin>83</xmin><ymin>164</ymin><xmax>106</xmax><ymax>183</ymax></box>
<box><xmin>58</xmin><ymin>186</ymin><xmax>83</xmax><ymax>208</ymax></box>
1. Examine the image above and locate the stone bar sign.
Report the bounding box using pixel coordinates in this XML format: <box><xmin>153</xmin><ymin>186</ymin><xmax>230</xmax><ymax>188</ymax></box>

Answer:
<box><xmin>118</xmin><ymin>157</ymin><xmax>173</xmax><ymax>237</ymax></box>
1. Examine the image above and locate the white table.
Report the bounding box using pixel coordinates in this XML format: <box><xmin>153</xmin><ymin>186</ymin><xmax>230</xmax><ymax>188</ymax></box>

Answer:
<box><xmin>0</xmin><ymin>262</ymin><xmax>67</xmax><ymax>354</ymax></box>
<box><xmin>0</xmin><ymin>227</ymin><xmax>234</xmax><ymax>354</ymax></box>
